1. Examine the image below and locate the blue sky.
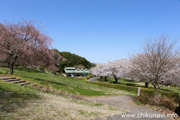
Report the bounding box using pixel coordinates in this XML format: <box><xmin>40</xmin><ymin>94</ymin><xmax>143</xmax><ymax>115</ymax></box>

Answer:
<box><xmin>0</xmin><ymin>0</ymin><xmax>180</xmax><ymax>63</ymax></box>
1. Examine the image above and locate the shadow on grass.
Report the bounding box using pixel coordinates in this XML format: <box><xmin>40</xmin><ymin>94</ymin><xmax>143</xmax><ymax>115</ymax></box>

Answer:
<box><xmin>0</xmin><ymin>87</ymin><xmax>7</xmax><ymax>92</ymax></box>
<box><xmin>98</xmin><ymin>78</ymin><xmax>140</xmax><ymax>86</ymax></box>
<box><xmin>21</xmin><ymin>76</ymin><xmax>66</xmax><ymax>86</ymax></box>
<box><xmin>15</xmin><ymin>66</ymin><xmax>42</xmax><ymax>73</ymax></box>
<box><xmin>34</xmin><ymin>78</ymin><xmax>66</xmax><ymax>86</ymax></box>
<box><xmin>0</xmin><ymin>91</ymin><xmax>40</xmax><ymax>118</ymax></box>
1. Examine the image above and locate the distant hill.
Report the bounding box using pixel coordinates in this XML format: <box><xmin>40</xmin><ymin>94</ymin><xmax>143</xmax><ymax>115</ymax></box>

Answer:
<box><xmin>53</xmin><ymin>49</ymin><xmax>95</xmax><ymax>72</ymax></box>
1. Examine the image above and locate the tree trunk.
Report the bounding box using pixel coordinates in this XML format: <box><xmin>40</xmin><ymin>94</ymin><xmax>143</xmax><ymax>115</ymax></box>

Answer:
<box><xmin>112</xmin><ymin>73</ymin><xmax>118</xmax><ymax>83</ymax></box>
<box><xmin>105</xmin><ymin>76</ymin><xmax>107</xmax><ymax>81</ymax></box>
<box><xmin>9</xmin><ymin>55</ymin><xmax>18</xmax><ymax>75</ymax></box>
<box><xmin>145</xmin><ymin>82</ymin><xmax>149</xmax><ymax>88</ymax></box>
<box><xmin>155</xmin><ymin>87</ymin><xmax>158</xmax><ymax>96</ymax></box>
<box><xmin>8</xmin><ymin>62</ymin><xmax>10</xmax><ymax>68</ymax></box>
<box><xmin>10</xmin><ymin>63</ymin><xmax>14</xmax><ymax>75</ymax></box>
<box><xmin>115</xmin><ymin>77</ymin><xmax>118</xmax><ymax>84</ymax></box>
<box><xmin>153</xmin><ymin>84</ymin><xmax>159</xmax><ymax>96</ymax></box>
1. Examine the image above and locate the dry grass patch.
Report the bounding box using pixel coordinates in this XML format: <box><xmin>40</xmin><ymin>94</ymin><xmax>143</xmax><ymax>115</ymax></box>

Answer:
<box><xmin>5</xmin><ymin>93</ymin><xmax>123</xmax><ymax>120</ymax></box>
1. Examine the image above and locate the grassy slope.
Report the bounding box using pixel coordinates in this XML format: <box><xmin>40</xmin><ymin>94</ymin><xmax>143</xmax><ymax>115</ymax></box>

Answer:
<box><xmin>0</xmin><ymin>67</ymin><xmax>133</xmax><ymax>96</ymax></box>
<box><xmin>0</xmin><ymin>81</ymin><xmax>40</xmax><ymax>119</ymax></box>
<box><xmin>0</xmin><ymin>81</ymin><xmax>123</xmax><ymax>120</ymax></box>
<box><xmin>1</xmin><ymin>67</ymin><xmax>179</xmax><ymax>119</ymax></box>
<box><xmin>0</xmin><ymin>67</ymin><xmax>125</xmax><ymax>119</ymax></box>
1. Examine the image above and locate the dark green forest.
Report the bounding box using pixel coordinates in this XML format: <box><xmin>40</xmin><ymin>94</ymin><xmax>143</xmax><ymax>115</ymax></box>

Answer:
<box><xmin>53</xmin><ymin>49</ymin><xmax>95</xmax><ymax>72</ymax></box>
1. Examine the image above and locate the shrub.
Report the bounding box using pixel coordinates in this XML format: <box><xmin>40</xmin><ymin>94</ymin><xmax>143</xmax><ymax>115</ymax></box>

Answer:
<box><xmin>171</xmin><ymin>84</ymin><xmax>177</xmax><ymax>87</ymax></box>
<box><xmin>140</xmin><ymin>88</ymin><xmax>155</xmax><ymax>96</ymax></box>
<box><xmin>124</xmin><ymin>83</ymin><xmax>136</xmax><ymax>86</ymax></box>
<box><xmin>159</xmin><ymin>91</ymin><xmax>180</xmax><ymax>103</ymax></box>
<box><xmin>159</xmin><ymin>95</ymin><xmax>177</xmax><ymax>111</ymax></box>
<box><xmin>137</xmin><ymin>93</ymin><xmax>177</xmax><ymax>111</ymax></box>
<box><xmin>136</xmin><ymin>92</ymin><xmax>154</xmax><ymax>104</ymax></box>
<box><xmin>136</xmin><ymin>89</ymin><xmax>156</xmax><ymax>105</ymax></box>
<box><xmin>86</xmin><ymin>75</ymin><xmax>93</xmax><ymax>80</ymax></box>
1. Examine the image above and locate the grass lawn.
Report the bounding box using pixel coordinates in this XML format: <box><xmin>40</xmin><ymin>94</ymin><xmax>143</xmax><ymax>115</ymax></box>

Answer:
<box><xmin>98</xmin><ymin>77</ymin><xmax>180</xmax><ymax>94</ymax></box>
<box><xmin>0</xmin><ymin>81</ymin><xmax>40</xmax><ymax>119</ymax></box>
<box><xmin>0</xmin><ymin>78</ymin><xmax>123</xmax><ymax>120</ymax></box>
<box><xmin>0</xmin><ymin>80</ymin><xmax>40</xmax><ymax>104</ymax></box>
<box><xmin>0</xmin><ymin>67</ymin><xmax>125</xmax><ymax>119</ymax></box>
<box><xmin>98</xmin><ymin>77</ymin><xmax>142</xmax><ymax>87</ymax></box>
<box><xmin>0</xmin><ymin>66</ymin><xmax>133</xmax><ymax>96</ymax></box>
<box><xmin>0</xmin><ymin>66</ymin><xmax>179</xmax><ymax>119</ymax></box>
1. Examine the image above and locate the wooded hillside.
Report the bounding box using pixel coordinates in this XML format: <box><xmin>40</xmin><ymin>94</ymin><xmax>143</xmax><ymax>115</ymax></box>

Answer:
<box><xmin>53</xmin><ymin>49</ymin><xmax>95</xmax><ymax>72</ymax></box>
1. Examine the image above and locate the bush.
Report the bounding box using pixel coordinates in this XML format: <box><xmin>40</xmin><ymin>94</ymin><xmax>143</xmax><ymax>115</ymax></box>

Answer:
<box><xmin>171</xmin><ymin>84</ymin><xmax>177</xmax><ymax>87</ymax></box>
<box><xmin>136</xmin><ymin>89</ymin><xmax>156</xmax><ymax>105</ymax></box>
<box><xmin>137</xmin><ymin>94</ymin><xmax>177</xmax><ymax>111</ymax></box>
<box><xmin>159</xmin><ymin>91</ymin><xmax>180</xmax><ymax>103</ymax></box>
<box><xmin>159</xmin><ymin>95</ymin><xmax>177</xmax><ymax>111</ymax></box>
<box><xmin>136</xmin><ymin>92</ymin><xmax>153</xmax><ymax>104</ymax></box>
<box><xmin>124</xmin><ymin>83</ymin><xmax>136</xmax><ymax>86</ymax></box>
<box><xmin>86</xmin><ymin>75</ymin><xmax>93</xmax><ymax>80</ymax></box>
<box><xmin>140</xmin><ymin>88</ymin><xmax>155</xmax><ymax>96</ymax></box>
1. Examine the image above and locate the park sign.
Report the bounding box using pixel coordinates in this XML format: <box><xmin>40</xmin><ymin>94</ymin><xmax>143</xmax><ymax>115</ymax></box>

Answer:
<box><xmin>64</xmin><ymin>67</ymin><xmax>89</xmax><ymax>76</ymax></box>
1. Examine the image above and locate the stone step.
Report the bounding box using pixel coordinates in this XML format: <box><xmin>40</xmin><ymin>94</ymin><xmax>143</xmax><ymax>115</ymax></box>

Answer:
<box><xmin>3</xmin><ymin>79</ymin><xmax>20</xmax><ymax>82</ymax></box>
<box><xmin>11</xmin><ymin>80</ymin><xmax>25</xmax><ymax>84</ymax></box>
<box><xmin>0</xmin><ymin>76</ymin><xmax>31</xmax><ymax>86</ymax></box>
<box><xmin>0</xmin><ymin>77</ymin><xmax>16</xmax><ymax>80</ymax></box>
<box><xmin>19</xmin><ymin>82</ymin><xmax>30</xmax><ymax>86</ymax></box>
<box><xmin>31</xmin><ymin>84</ymin><xmax>37</xmax><ymax>87</ymax></box>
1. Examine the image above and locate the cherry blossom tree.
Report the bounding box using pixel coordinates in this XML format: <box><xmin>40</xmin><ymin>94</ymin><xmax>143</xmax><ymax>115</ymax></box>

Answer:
<box><xmin>129</xmin><ymin>54</ymin><xmax>152</xmax><ymax>87</ymax></box>
<box><xmin>162</xmin><ymin>57</ymin><xmax>180</xmax><ymax>85</ymax></box>
<box><xmin>107</xmin><ymin>59</ymin><xmax>130</xmax><ymax>83</ymax></box>
<box><xmin>90</xmin><ymin>64</ymin><xmax>111</xmax><ymax>81</ymax></box>
<box><xmin>0</xmin><ymin>20</ymin><xmax>54</xmax><ymax>74</ymax></box>
<box><xmin>130</xmin><ymin>35</ymin><xmax>180</xmax><ymax>95</ymax></box>
<box><xmin>17</xmin><ymin>49</ymin><xmax>62</xmax><ymax>72</ymax></box>
<box><xmin>91</xmin><ymin>59</ymin><xmax>130</xmax><ymax>83</ymax></box>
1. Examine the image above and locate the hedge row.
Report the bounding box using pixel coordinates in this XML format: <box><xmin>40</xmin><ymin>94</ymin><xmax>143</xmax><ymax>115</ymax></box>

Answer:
<box><xmin>86</xmin><ymin>75</ymin><xmax>94</xmax><ymax>80</ymax></box>
<box><xmin>87</xmin><ymin>81</ymin><xmax>138</xmax><ymax>93</ymax></box>
<box><xmin>86</xmin><ymin>81</ymin><xmax>179</xmax><ymax>102</ymax></box>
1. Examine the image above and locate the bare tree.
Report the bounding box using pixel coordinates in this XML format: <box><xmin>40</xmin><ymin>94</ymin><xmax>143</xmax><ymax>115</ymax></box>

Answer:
<box><xmin>131</xmin><ymin>35</ymin><xmax>180</xmax><ymax>95</ymax></box>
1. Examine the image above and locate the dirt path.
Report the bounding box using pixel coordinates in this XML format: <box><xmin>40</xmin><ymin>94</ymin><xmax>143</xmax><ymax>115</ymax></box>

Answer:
<box><xmin>88</xmin><ymin>77</ymin><xmax>100</xmax><ymax>81</ymax></box>
<box><xmin>85</xmin><ymin>95</ymin><xmax>170</xmax><ymax>120</ymax></box>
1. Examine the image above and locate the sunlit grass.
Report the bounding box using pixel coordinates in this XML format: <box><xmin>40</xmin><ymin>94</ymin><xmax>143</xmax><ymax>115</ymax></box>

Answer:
<box><xmin>0</xmin><ymin>66</ymin><xmax>131</xmax><ymax>96</ymax></box>
<box><xmin>0</xmin><ymin>81</ymin><xmax>123</xmax><ymax>120</ymax></box>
